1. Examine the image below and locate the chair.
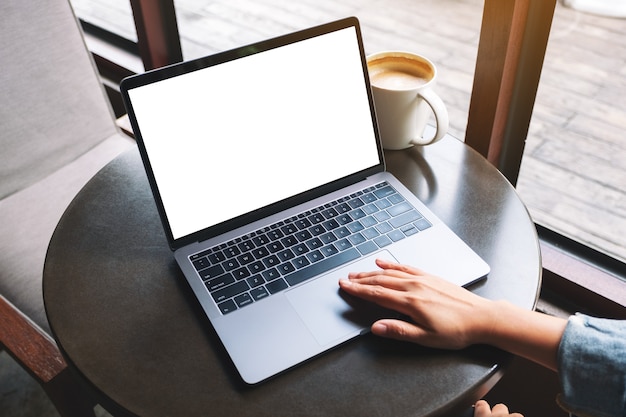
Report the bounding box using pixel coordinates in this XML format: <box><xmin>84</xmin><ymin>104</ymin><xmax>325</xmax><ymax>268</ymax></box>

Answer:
<box><xmin>0</xmin><ymin>0</ymin><xmax>135</xmax><ymax>415</ymax></box>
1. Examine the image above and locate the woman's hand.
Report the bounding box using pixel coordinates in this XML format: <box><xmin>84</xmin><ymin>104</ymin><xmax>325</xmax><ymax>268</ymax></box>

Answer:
<box><xmin>339</xmin><ymin>258</ymin><xmax>567</xmax><ymax>371</ymax></box>
<box><xmin>338</xmin><ymin>258</ymin><xmax>497</xmax><ymax>349</ymax></box>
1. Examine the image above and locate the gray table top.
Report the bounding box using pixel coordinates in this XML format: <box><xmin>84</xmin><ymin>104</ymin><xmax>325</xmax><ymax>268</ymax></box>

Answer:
<box><xmin>44</xmin><ymin>136</ymin><xmax>540</xmax><ymax>417</ymax></box>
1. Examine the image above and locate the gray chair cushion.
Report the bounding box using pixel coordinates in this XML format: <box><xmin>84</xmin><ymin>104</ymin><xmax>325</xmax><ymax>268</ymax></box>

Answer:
<box><xmin>0</xmin><ymin>135</ymin><xmax>135</xmax><ymax>334</ymax></box>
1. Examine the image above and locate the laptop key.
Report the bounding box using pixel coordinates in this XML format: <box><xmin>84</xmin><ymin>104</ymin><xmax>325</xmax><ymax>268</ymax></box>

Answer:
<box><xmin>306</xmin><ymin>250</ymin><xmax>323</xmax><ymax>263</ymax></box>
<box><xmin>293</xmin><ymin>256</ymin><xmax>310</xmax><ymax>269</ymax></box>
<box><xmin>320</xmin><ymin>232</ymin><xmax>337</xmax><ymax>245</ymax></box>
<box><xmin>348</xmin><ymin>232</ymin><xmax>366</xmax><ymax>246</ymax></box>
<box><xmin>374</xmin><ymin>235</ymin><xmax>392</xmax><ymax>248</ymax></box>
<box><xmin>401</xmin><ymin>224</ymin><xmax>419</xmax><ymax>236</ymax></box>
<box><xmin>192</xmin><ymin>257</ymin><xmax>210</xmax><ymax>271</ymax></box>
<box><xmin>234</xmin><ymin>292</ymin><xmax>253</xmax><ymax>308</ymax></box>
<box><xmin>218</xmin><ymin>299</ymin><xmax>237</xmax><ymax>315</ymax></box>
<box><xmin>306</xmin><ymin>238</ymin><xmax>323</xmax><ymax>250</ymax></box>
<box><xmin>292</xmin><ymin>243</ymin><xmax>309</xmax><ymax>256</ymax></box>
<box><xmin>205</xmin><ymin>273</ymin><xmax>235</xmax><ymax>292</ymax></box>
<box><xmin>336</xmin><ymin>203</ymin><xmax>351</xmax><ymax>213</ymax></box>
<box><xmin>356</xmin><ymin>241</ymin><xmax>378</xmax><ymax>255</ymax></box>
<box><xmin>247</xmin><ymin>274</ymin><xmax>265</xmax><ymax>288</ymax></box>
<box><xmin>388</xmin><ymin>230</ymin><xmax>405</xmax><ymax>242</ymax></box>
<box><xmin>309</xmin><ymin>225</ymin><xmax>325</xmax><ymax>236</ymax></box>
<box><xmin>415</xmin><ymin>218</ymin><xmax>433</xmax><ymax>230</ymax></box>
<box><xmin>351</xmin><ymin>208</ymin><xmax>367</xmax><ymax>220</ymax></box>
<box><xmin>266</xmin><ymin>278</ymin><xmax>288</xmax><ymax>294</ymax></box>
<box><xmin>335</xmin><ymin>238</ymin><xmax>353</xmax><ymax>251</ymax></box>
<box><xmin>281</xmin><ymin>235</ymin><xmax>298</xmax><ymax>247</ymax></box>
<box><xmin>295</xmin><ymin>218</ymin><xmax>312</xmax><ymax>229</ymax></box>
<box><xmin>198</xmin><ymin>264</ymin><xmax>225</xmax><ymax>280</ymax></box>
<box><xmin>387</xmin><ymin>202</ymin><xmax>412</xmax><ymax>217</ymax></box>
<box><xmin>373</xmin><ymin>186</ymin><xmax>395</xmax><ymax>199</ymax></box>
<box><xmin>278</xmin><ymin>262</ymin><xmax>296</xmax><ymax>275</ymax></box>
<box><xmin>277</xmin><ymin>249</ymin><xmax>295</xmax><ymax>262</ymax></box>
<box><xmin>321</xmin><ymin>244</ymin><xmax>339</xmax><ymax>257</ymax></box>
<box><xmin>308</xmin><ymin>212</ymin><xmax>325</xmax><ymax>224</ymax></box>
<box><xmin>267</xmin><ymin>241</ymin><xmax>284</xmax><ymax>253</ymax></box>
<box><xmin>250</xmin><ymin>286</ymin><xmax>269</xmax><ymax>301</ymax></box>
<box><xmin>211</xmin><ymin>280</ymin><xmax>249</xmax><ymax>303</ymax></box>
<box><xmin>248</xmin><ymin>260</ymin><xmax>265</xmax><ymax>274</ymax></box>
<box><xmin>253</xmin><ymin>234</ymin><xmax>270</xmax><ymax>247</ymax></box>
<box><xmin>233</xmin><ymin>266</ymin><xmax>251</xmax><ymax>280</ymax></box>
<box><xmin>376</xmin><ymin>221</ymin><xmax>393</xmax><ymax>234</ymax></box>
<box><xmin>348</xmin><ymin>198</ymin><xmax>364</xmax><ymax>209</ymax></box>
<box><xmin>223</xmin><ymin>246</ymin><xmax>241</xmax><ymax>258</ymax></box>
<box><xmin>281</xmin><ymin>224</ymin><xmax>298</xmax><ymax>235</ymax></box>
<box><xmin>322</xmin><ymin>207</ymin><xmax>339</xmax><ymax>219</ymax></box>
<box><xmin>222</xmin><ymin>259</ymin><xmax>240</xmax><ymax>271</ymax></box>
<box><xmin>334</xmin><ymin>226</ymin><xmax>350</xmax><ymax>238</ymax></box>
<box><xmin>208</xmin><ymin>251</ymin><xmax>225</xmax><ymax>264</ymax></box>
<box><xmin>388</xmin><ymin>193</ymin><xmax>405</xmax><ymax>204</ymax></box>
<box><xmin>262</xmin><ymin>268</ymin><xmax>280</xmax><ymax>281</ymax></box>
<box><xmin>284</xmin><ymin>247</ymin><xmax>360</xmax><ymax>287</ymax></box>
<box><xmin>361</xmin><ymin>193</ymin><xmax>377</xmax><ymax>203</ymax></box>
<box><xmin>237</xmin><ymin>252</ymin><xmax>254</xmax><ymax>266</ymax></box>
<box><xmin>267</xmin><ymin>229</ymin><xmax>284</xmax><ymax>241</ymax></box>
<box><xmin>389</xmin><ymin>210</ymin><xmax>423</xmax><ymax>229</ymax></box>
<box><xmin>238</xmin><ymin>240</ymin><xmax>254</xmax><ymax>252</ymax></box>
<box><xmin>263</xmin><ymin>255</ymin><xmax>280</xmax><ymax>268</ymax></box>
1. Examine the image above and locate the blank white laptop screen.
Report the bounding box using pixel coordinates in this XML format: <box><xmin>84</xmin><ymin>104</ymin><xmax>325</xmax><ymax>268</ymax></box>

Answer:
<box><xmin>127</xmin><ymin>27</ymin><xmax>380</xmax><ymax>240</ymax></box>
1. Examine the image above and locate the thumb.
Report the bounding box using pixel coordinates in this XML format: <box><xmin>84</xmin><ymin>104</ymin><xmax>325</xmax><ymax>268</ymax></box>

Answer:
<box><xmin>371</xmin><ymin>319</ymin><xmax>426</xmax><ymax>343</ymax></box>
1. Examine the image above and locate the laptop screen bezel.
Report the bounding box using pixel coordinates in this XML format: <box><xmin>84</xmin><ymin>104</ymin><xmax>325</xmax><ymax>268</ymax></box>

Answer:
<box><xmin>120</xmin><ymin>17</ymin><xmax>385</xmax><ymax>250</ymax></box>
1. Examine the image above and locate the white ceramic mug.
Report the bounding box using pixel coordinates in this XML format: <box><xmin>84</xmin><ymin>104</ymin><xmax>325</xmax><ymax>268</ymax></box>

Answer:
<box><xmin>367</xmin><ymin>51</ymin><xmax>449</xmax><ymax>149</ymax></box>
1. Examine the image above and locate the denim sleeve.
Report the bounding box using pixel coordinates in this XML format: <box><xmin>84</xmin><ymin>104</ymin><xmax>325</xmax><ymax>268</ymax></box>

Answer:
<box><xmin>557</xmin><ymin>313</ymin><xmax>626</xmax><ymax>417</ymax></box>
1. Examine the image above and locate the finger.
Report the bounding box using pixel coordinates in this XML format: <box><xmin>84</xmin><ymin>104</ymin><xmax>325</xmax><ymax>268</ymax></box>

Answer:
<box><xmin>371</xmin><ymin>319</ymin><xmax>429</xmax><ymax>343</ymax></box>
<box><xmin>344</xmin><ymin>274</ymin><xmax>416</xmax><ymax>293</ymax></box>
<box><xmin>347</xmin><ymin>268</ymin><xmax>409</xmax><ymax>281</ymax></box>
<box><xmin>375</xmin><ymin>258</ymin><xmax>426</xmax><ymax>276</ymax></box>
<box><xmin>491</xmin><ymin>403</ymin><xmax>523</xmax><ymax>417</ymax></box>
<box><xmin>348</xmin><ymin>260</ymin><xmax>425</xmax><ymax>280</ymax></box>
<box><xmin>338</xmin><ymin>279</ymin><xmax>412</xmax><ymax>314</ymax></box>
<box><xmin>473</xmin><ymin>400</ymin><xmax>491</xmax><ymax>417</ymax></box>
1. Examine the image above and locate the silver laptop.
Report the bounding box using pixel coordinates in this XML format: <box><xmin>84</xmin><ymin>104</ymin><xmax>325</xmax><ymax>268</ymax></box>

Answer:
<box><xmin>120</xmin><ymin>17</ymin><xmax>489</xmax><ymax>384</ymax></box>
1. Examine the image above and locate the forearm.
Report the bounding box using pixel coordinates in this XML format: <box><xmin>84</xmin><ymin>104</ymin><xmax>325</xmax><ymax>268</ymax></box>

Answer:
<box><xmin>479</xmin><ymin>300</ymin><xmax>567</xmax><ymax>371</ymax></box>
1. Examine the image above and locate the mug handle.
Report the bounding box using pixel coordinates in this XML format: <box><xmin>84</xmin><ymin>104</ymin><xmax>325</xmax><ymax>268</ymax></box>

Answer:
<box><xmin>410</xmin><ymin>88</ymin><xmax>449</xmax><ymax>146</ymax></box>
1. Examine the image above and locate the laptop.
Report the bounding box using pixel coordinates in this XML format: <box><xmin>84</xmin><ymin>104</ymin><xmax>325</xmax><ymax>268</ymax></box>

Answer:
<box><xmin>120</xmin><ymin>17</ymin><xmax>489</xmax><ymax>384</ymax></box>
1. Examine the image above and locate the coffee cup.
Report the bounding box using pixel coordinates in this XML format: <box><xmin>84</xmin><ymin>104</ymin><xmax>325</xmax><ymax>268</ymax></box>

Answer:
<box><xmin>367</xmin><ymin>51</ymin><xmax>449</xmax><ymax>149</ymax></box>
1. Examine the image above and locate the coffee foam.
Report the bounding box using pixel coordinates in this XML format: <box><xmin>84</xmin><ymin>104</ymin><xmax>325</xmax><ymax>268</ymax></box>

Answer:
<box><xmin>368</xmin><ymin>55</ymin><xmax>432</xmax><ymax>90</ymax></box>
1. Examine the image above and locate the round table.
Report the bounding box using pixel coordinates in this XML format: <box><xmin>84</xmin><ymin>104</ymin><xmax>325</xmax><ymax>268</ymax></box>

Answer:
<box><xmin>44</xmin><ymin>135</ymin><xmax>541</xmax><ymax>417</ymax></box>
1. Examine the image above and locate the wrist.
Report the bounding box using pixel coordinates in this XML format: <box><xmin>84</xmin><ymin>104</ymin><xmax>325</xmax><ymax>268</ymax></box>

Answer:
<box><xmin>471</xmin><ymin>298</ymin><xmax>511</xmax><ymax>347</ymax></box>
<box><xmin>473</xmin><ymin>299</ymin><xmax>567</xmax><ymax>370</ymax></box>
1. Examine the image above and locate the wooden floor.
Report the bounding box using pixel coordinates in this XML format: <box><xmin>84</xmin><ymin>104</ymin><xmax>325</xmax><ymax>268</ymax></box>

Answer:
<box><xmin>71</xmin><ymin>0</ymin><xmax>626</xmax><ymax>263</ymax></box>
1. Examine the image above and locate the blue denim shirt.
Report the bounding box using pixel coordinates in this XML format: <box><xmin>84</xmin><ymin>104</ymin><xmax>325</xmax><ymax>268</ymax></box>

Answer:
<box><xmin>557</xmin><ymin>314</ymin><xmax>626</xmax><ymax>417</ymax></box>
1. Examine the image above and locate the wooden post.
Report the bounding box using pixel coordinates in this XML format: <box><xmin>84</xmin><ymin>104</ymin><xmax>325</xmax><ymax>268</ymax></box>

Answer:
<box><xmin>465</xmin><ymin>0</ymin><xmax>556</xmax><ymax>185</ymax></box>
<box><xmin>130</xmin><ymin>0</ymin><xmax>183</xmax><ymax>70</ymax></box>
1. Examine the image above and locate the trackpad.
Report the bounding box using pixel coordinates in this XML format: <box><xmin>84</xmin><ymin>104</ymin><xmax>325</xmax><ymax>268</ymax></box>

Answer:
<box><xmin>285</xmin><ymin>251</ymin><xmax>399</xmax><ymax>347</ymax></box>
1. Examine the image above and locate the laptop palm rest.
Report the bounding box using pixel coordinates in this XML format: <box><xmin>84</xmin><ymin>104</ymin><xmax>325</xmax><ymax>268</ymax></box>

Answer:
<box><xmin>285</xmin><ymin>251</ymin><xmax>399</xmax><ymax>347</ymax></box>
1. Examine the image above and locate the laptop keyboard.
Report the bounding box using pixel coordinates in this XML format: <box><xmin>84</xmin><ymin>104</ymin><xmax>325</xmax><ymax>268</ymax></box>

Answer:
<box><xmin>190</xmin><ymin>182</ymin><xmax>431</xmax><ymax>315</ymax></box>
